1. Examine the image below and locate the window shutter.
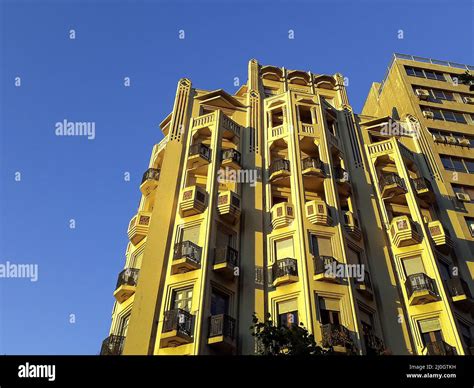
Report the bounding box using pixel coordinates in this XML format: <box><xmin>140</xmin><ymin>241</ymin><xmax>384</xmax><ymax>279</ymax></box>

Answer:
<box><xmin>402</xmin><ymin>256</ymin><xmax>424</xmax><ymax>276</ymax></box>
<box><xmin>182</xmin><ymin>226</ymin><xmax>200</xmax><ymax>244</ymax></box>
<box><xmin>419</xmin><ymin>318</ymin><xmax>441</xmax><ymax>333</ymax></box>
<box><xmin>319</xmin><ymin>297</ymin><xmax>340</xmax><ymax>311</ymax></box>
<box><xmin>275</xmin><ymin>238</ymin><xmax>294</xmax><ymax>260</ymax></box>
<box><xmin>278</xmin><ymin>299</ymin><xmax>298</xmax><ymax>314</ymax></box>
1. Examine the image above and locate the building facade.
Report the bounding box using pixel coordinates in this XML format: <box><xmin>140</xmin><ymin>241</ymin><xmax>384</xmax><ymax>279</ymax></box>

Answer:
<box><xmin>100</xmin><ymin>55</ymin><xmax>474</xmax><ymax>356</ymax></box>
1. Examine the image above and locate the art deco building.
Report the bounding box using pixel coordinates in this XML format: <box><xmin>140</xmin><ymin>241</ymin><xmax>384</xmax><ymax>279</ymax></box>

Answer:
<box><xmin>100</xmin><ymin>56</ymin><xmax>474</xmax><ymax>356</ymax></box>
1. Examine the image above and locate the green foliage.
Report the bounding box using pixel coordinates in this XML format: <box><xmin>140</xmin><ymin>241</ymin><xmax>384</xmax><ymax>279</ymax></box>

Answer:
<box><xmin>250</xmin><ymin>313</ymin><xmax>330</xmax><ymax>356</ymax></box>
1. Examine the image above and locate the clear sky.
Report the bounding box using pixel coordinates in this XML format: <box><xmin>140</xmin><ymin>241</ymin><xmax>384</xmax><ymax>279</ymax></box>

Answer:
<box><xmin>0</xmin><ymin>0</ymin><xmax>472</xmax><ymax>354</ymax></box>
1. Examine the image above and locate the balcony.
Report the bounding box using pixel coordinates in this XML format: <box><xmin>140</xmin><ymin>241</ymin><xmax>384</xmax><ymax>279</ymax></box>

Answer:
<box><xmin>213</xmin><ymin>246</ymin><xmax>239</xmax><ymax>278</ymax></box>
<box><xmin>221</xmin><ymin>115</ymin><xmax>241</xmax><ymax>139</ymax></box>
<box><xmin>379</xmin><ymin>173</ymin><xmax>407</xmax><ymax>200</ymax></box>
<box><xmin>301</xmin><ymin>157</ymin><xmax>325</xmax><ymax>178</ymax></box>
<box><xmin>217</xmin><ymin>191</ymin><xmax>241</xmax><ymax>224</ymax></box>
<box><xmin>412</xmin><ymin>177</ymin><xmax>435</xmax><ymax>204</ymax></box>
<box><xmin>343</xmin><ymin>211</ymin><xmax>361</xmax><ymax>241</ymax></box>
<box><xmin>364</xmin><ymin>331</ymin><xmax>385</xmax><ymax>355</ymax></box>
<box><xmin>113</xmin><ymin>268</ymin><xmax>139</xmax><ymax>303</ymax></box>
<box><xmin>187</xmin><ymin>143</ymin><xmax>211</xmax><ymax>170</ymax></box>
<box><xmin>172</xmin><ymin>241</ymin><xmax>202</xmax><ymax>274</ymax></box>
<box><xmin>321</xmin><ymin>323</ymin><xmax>354</xmax><ymax>353</ymax></box>
<box><xmin>272</xmin><ymin>258</ymin><xmax>298</xmax><ymax>287</ymax></box>
<box><xmin>428</xmin><ymin>221</ymin><xmax>453</xmax><ymax>253</ymax></box>
<box><xmin>161</xmin><ymin>309</ymin><xmax>195</xmax><ymax>348</ymax></box>
<box><xmin>313</xmin><ymin>255</ymin><xmax>340</xmax><ymax>282</ymax></box>
<box><xmin>140</xmin><ymin>168</ymin><xmax>160</xmax><ymax>195</ymax></box>
<box><xmin>446</xmin><ymin>276</ymin><xmax>474</xmax><ymax>311</ymax></box>
<box><xmin>335</xmin><ymin>167</ymin><xmax>351</xmax><ymax>196</ymax></box>
<box><xmin>100</xmin><ymin>335</ymin><xmax>125</xmax><ymax>356</ymax></box>
<box><xmin>269</xmin><ymin>159</ymin><xmax>291</xmax><ymax>182</ymax></box>
<box><xmin>127</xmin><ymin>211</ymin><xmax>151</xmax><ymax>246</ymax></box>
<box><xmin>426</xmin><ymin>341</ymin><xmax>457</xmax><ymax>356</ymax></box>
<box><xmin>405</xmin><ymin>273</ymin><xmax>439</xmax><ymax>305</ymax></box>
<box><xmin>208</xmin><ymin>314</ymin><xmax>236</xmax><ymax>351</ymax></box>
<box><xmin>305</xmin><ymin>199</ymin><xmax>331</xmax><ymax>226</ymax></box>
<box><xmin>389</xmin><ymin>216</ymin><xmax>422</xmax><ymax>247</ymax></box>
<box><xmin>271</xmin><ymin>202</ymin><xmax>294</xmax><ymax>229</ymax></box>
<box><xmin>179</xmin><ymin>186</ymin><xmax>207</xmax><ymax>217</ymax></box>
<box><xmin>355</xmin><ymin>271</ymin><xmax>373</xmax><ymax>299</ymax></box>
<box><xmin>221</xmin><ymin>149</ymin><xmax>241</xmax><ymax>170</ymax></box>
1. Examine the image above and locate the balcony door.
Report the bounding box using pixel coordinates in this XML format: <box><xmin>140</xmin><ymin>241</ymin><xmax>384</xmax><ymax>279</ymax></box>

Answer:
<box><xmin>419</xmin><ymin>318</ymin><xmax>442</xmax><ymax>345</ymax></box>
<box><xmin>278</xmin><ymin>299</ymin><xmax>298</xmax><ymax>328</ymax></box>
<box><xmin>310</xmin><ymin>234</ymin><xmax>332</xmax><ymax>257</ymax></box>
<box><xmin>402</xmin><ymin>256</ymin><xmax>425</xmax><ymax>277</ymax></box>
<box><xmin>216</xmin><ymin>227</ymin><xmax>235</xmax><ymax>250</ymax></box>
<box><xmin>275</xmin><ymin>237</ymin><xmax>294</xmax><ymax>261</ymax></box>
<box><xmin>180</xmin><ymin>225</ymin><xmax>200</xmax><ymax>244</ymax></box>
<box><xmin>211</xmin><ymin>289</ymin><xmax>229</xmax><ymax>316</ymax></box>
<box><xmin>318</xmin><ymin>297</ymin><xmax>340</xmax><ymax>325</ymax></box>
<box><xmin>172</xmin><ymin>287</ymin><xmax>193</xmax><ymax>312</ymax></box>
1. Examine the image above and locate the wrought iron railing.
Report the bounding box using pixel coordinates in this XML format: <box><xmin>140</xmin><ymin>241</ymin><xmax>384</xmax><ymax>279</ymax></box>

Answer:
<box><xmin>272</xmin><ymin>258</ymin><xmax>298</xmax><ymax>280</ymax></box>
<box><xmin>321</xmin><ymin>323</ymin><xmax>353</xmax><ymax>349</ymax></box>
<box><xmin>141</xmin><ymin>168</ymin><xmax>161</xmax><ymax>184</ymax></box>
<box><xmin>313</xmin><ymin>256</ymin><xmax>339</xmax><ymax>275</ymax></box>
<box><xmin>447</xmin><ymin>276</ymin><xmax>472</xmax><ymax>298</ymax></box>
<box><xmin>301</xmin><ymin>157</ymin><xmax>323</xmax><ymax>171</ymax></box>
<box><xmin>379</xmin><ymin>173</ymin><xmax>405</xmax><ymax>192</ymax></box>
<box><xmin>214</xmin><ymin>246</ymin><xmax>239</xmax><ymax>267</ymax></box>
<box><xmin>115</xmin><ymin>268</ymin><xmax>139</xmax><ymax>289</ymax></box>
<box><xmin>221</xmin><ymin>148</ymin><xmax>241</xmax><ymax>165</ymax></box>
<box><xmin>100</xmin><ymin>335</ymin><xmax>125</xmax><ymax>356</ymax></box>
<box><xmin>426</xmin><ymin>341</ymin><xmax>457</xmax><ymax>355</ymax></box>
<box><xmin>173</xmin><ymin>241</ymin><xmax>202</xmax><ymax>265</ymax></box>
<box><xmin>162</xmin><ymin>308</ymin><xmax>194</xmax><ymax>337</ymax></box>
<box><xmin>208</xmin><ymin>314</ymin><xmax>236</xmax><ymax>339</ymax></box>
<box><xmin>405</xmin><ymin>273</ymin><xmax>437</xmax><ymax>299</ymax></box>
<box><xmin>269</xmin><ymin>159</ymin><xmax>290</xmax><ymax>176</ymax></box>
<box><xmin>188</xmin><ymin>143</ymin><xmax>211</xmax><ymax>162</ymax></box>
<box><xmin>412</xmin><ymin>177</ymin><xmax>432</xmax><ymax>192</ymax></box>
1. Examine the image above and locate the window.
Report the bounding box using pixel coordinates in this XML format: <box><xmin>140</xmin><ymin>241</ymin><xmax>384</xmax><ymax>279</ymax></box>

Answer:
<box><xmin>440</xmin><ymin>155</ymin><xmax>474</xmax><ymax>173</ymax></box>
<box><xmin>405</xmin><ymin>66</ymin><xmax>446</xmax><ymax>81</ymax></box>
<box><xmin>432</xmin><ymin>89</ymin><xmax>454</xmax><ymax>101</ymax></box>
<box><xmin>466</xmin><ymin>218</ymin><xmax>474</xmax><ymax>237</ymax></box>
<box><xmin>428</xmin><ymin>128</ymin><xmax>473</xmax><ymax>146</ymax></box>
<box><xmin>119</xmin><ymin>314</ymin><xmax>130</xmax><ymax>337</ymax></box>
<box><xmin>211</xmin><ymin>289</ymin><xmax>229</xmax><ymax>315</ymax></box>
<box><xmin>402</xmin><ymin>256</ymin><xmax>425</xmax><ymax>277</ymax></box>
<box><xmin>275</xmin><ymin>237</ymin><xmax>294</xmax><ymax>261</ymax></box>
<box><xmin>270</xmin><ymin>107</ymin><xmax>284</xmax><ymax>127</ymax></box>
<box><xmin>278</xmin><ymin>299</ymin><xmax>298</xmax><ymax>327</ymax></box>
<box><xmin>452</xmin><ymin>185</ymin><xmax>474</xmax><ymax>201</ymax></box>
<box><xmin>424</xmin><ymin>108</ymin><xmax>468</xmax><ymax>123</ymax></box>
<box><xmin>419</xmin><ymin>318</ymin><xmax>443</xmax><ymax>345</ymax></box>
<box><xmin>465</xmin><ymin>159</ymin><xmax>474</xmax><ymax>174</ymax></box>
<box><xmin>318</xmin><ymin>297</ymin><xmax>340</xmax><ymax>325</ymax></box>
<box><xmin>310</xmin><ymin>234</ymin><xmax>333</xmax><ymax>257</ymax></box>
<box><xmin>181</xmin><ymin>225</ymin><xmax>200</xmax><ymax>244</ymax></box>
<box><xmin>298</xmin><ymin>105</ymin><xmax>314</xmax><ymax>124</ymax></box>
<box><xmin>172</xmin><ymin>287</ymin><xmax>193</xmax><ymax>311</ymax></box>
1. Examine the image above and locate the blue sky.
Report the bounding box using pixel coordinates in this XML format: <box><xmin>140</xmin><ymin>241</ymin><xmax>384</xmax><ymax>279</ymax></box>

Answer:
<box><xmin>0</xmin><ymin>0</ymin><xmax>472</xmax><ymax>354</ymax></box>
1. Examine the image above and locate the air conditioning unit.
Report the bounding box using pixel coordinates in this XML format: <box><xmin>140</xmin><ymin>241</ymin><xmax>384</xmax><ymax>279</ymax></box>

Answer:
<box><xmin>445</xmin><ymin>136</ymin><xmax>457</xmax><ymax>144</ymax></box>
<box><xmin>456</xmin><ymin>192</ymin><xmax>471</xmax><ymax>202</ymax></box>
<box><xmin>432</xmin><ymin>133</ymin><xmax>446</xmax><ymax>143</ymax></box>
<box><xmin>463</xmin><ymin>96</ymin><xmax>474</xmax><ymax>104</ymax></box>
<box><xmin>457</xmin><ymin>138</ymin><xmax>470</xmax><ymax>147</ymax></box>
<box><xmin>415</xmin><ymin>89</ymin><xmax>430</xmax><ymax>100</ymax></box>
<box><xmin>423</xmin><ymin>110</ymin><xmax>434</xmax><ymax>119</ymax></box>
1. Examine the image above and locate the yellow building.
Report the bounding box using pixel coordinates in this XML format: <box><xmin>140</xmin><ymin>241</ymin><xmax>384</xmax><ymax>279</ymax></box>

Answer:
<box><xmin>100</xmin><ymin>56</ymin><xmax>473</xmax><ymax>356</ymax></box>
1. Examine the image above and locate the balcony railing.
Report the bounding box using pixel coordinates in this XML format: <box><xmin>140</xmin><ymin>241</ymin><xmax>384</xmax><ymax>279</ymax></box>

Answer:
<box><xmin>335</xmin><ymin>167</ymin><xmax>349</xmax><ymax>182</ymax></box>
<box><xmin>379</xmin><ymin>173</ymin><xmax>405</xmax><ymax>193</ymax></box>
<box><xmin>269</xmin><ymin>159</ymin><xmax>291</xmax><ymax>177</ymax></box>
<box><xmin>447</xmin><ymin>276</ymin><xmax>472</xmax><ymax>298</ymax></box>
<box><xmin>100</xmin><ymin>335</ymin><xmax>125</xmax><ymax>356</ymax></box>
<box><xmin>405</xmin><ymin>273</ymin><xmax>437</xmax><ymax>300</ymax></box>
<box><xmin>209</xmin><ymin>314</ymin><xmax>236</xmax><ymax>339</ymax></box>
<box><xmin>413</xmin><ymin>177</ymin><xmax>432</xmax><ymax>192</ymax></box>
<box><xmin>364</xmin><ymin>331</ymin><xmax>385</xmax><ymax>355</ymax></box>
<box><xmin>162</xmin><ymin>308</ymin><xmax>195</xmax><ymax>337</ymax></box>
<box><xmin>272</xmin><ymin>258</ymin><xmax>298</xmax><ymax>282</ymax></box>
<box><xmin>141</xmin><ymin>168</ymin><xmax>161</xmax><ymax>185</ymax></box>
<box><xmin>221</xmin><ymin>149</ymin><xmax>241</xmax><ymax>166</ymax></box>
<box><xmin>173</xmin><ymin>241</ymin><xmax>202</xmax><ymax>265</ymax></box>
<box><xmin>188</xmin><ymin>143</ymin><xmax>211</xmax><ymax>162</ymax></box>
<box><xmin>301</xmin><ymin>156</ymin><xmax>323</xmax><ymax>171</ymax></box>
<box><xmin>355</xmin><ymin>271</ymin><xmax>373</xmax><ymax>295</ymax></box>
<box><xmin>214</xmin><ymin>246</ymin><xmax>239</xmax><ymax>267</ymax></box>
<box><xmin>116</xmin><ymin>268</ymin><xmax>139</xmax><ymax>290</ymax></box>
<box><xmin>426</xmin><ymin>341</ymin><xmax>457</xmax><ymax>356</ymax></box>
<box><xmin>321</xmin><ymin>323</ymin><xmax>354</xmax><ymax>351</ymax></box>
<box><xmin>314</xmin><ymin>255</ymin><xmax>339</xmax><ymax>276</ymax></box>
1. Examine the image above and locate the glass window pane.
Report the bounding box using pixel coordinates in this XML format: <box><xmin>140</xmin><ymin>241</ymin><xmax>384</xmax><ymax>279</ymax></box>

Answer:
<box><xmin>435</xmin><ymin>72</ymin><xmax>446</xmax><ymax>81</ymax></box>
<box><xmin>425</xmin><ymin>71</ymin><xmax>437</xmax><ymax>79</ymax></box>
<box><xmin>454</xmin><ymin>112</ymin><xmax>466</xmax><ymax>123</ymax></box>
<box><xmin>464</xmin><ymin>159</ymin><xmax>474</xmax><ymax>174</ymax></box>
<box><xmin>414</xmin><ymin>68</ymin><xmax>424</xmax><ymax>77</ymax></box>
<box><xmin>453</xmin><ymin>158</ymin><xmax>465</xmax><ymax>172</ymax></box>
<box><xmin>441</xmin><ymin>155</ymin><xmax>454</xmax><ymax>170</ymax></box>
<box><xmin>406</xmin><ymin>67</ymin><xmax>416</xmax><ymax>76</ymax></box>
<box><xmin>432</xmin><ymin>109</ymin><xmax>443</xmax><ymax>120</ymax></box>
<box><xmin>443</xmin><ymin>110</ymin><xmax>456</xmax><ymax>122</ymax></box>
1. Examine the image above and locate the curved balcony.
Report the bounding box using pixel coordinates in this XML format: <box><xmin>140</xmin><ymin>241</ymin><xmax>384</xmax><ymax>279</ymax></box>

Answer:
<box><xmin>113</xmin><ymin>268</ymin><xmax>139</xmax><ymax>303</ymax></box>
<box><xmin>413</xmin><ymin>177</ymin><xmax>435</xmax><ymax>203</ymax></box>
<box><xmin>217</xmin><ymin>191</ymin><xmax>241</xmax><ymax>224</ymax></box>
<box><xmin>208</xmin><ymin>314</ymin><xmax>236</xmax><ymax>352</ymax></box>
<box><xmin>272</xmin><ymin>258</ymin><xmax>298</xmax><ymax>287</ymax></box>
<box><xmin>172</xmin><ymin>241</ymin><xmax>202</xmax><ymax>274</ymax></box>
<box><xmin>269</xmin><ymin>159</ymin><xmax>290</xmax><ymax>182</ymax></box>
<box><xmin>405</xmin><ymin>273</ymin><xmax>439</xmax><ymax>305</ymax></box>
<box><xmin>446</xmin><ymin>276</ymin><xmax>474</xmax><ymax>312</ymax></box>
<box><xmin>271</xmin><ymin>202</ymin><xmax>294</xmax><ymax>229</ymax></box>
<box><xmin>343</xmin><ymin>211</ymin><xmax>361</xmax><ymax>241</ymax></box>
<box><xmin>140</xmin><ymin>168</ymin><xmax>160</xmax><ymax>195</ymax></box>
<box><xmin>305</xmin><ymin>199</ymin><xmax>331</xmax><ymax>226</ymax></box>
<box><xmin>321</xmin><ymin>323</ymin><xmax>354</xmax><ymax>353</ymax></box>
<box><xmin>428</xmin><ymin>221</ymin><xmax>453</xmax><ymax>253</ymax></box>
<box><xmin>221</xmin><ymin>149</ymin><xmax>241</xmax><ymax>170</ymax></box>
<box><xmin>100</xmin><ymin>335</ymin><xmax>125</xmax><ymax>356</ymax></box>
<box><xmin>188</xmin><ymin>143</ymin><xmax>211</xmax><ymax>170</ymax></box>
<box><xmin>213</xmin><ymin>246</ymin><xmax>239</xmax><ymax>278</ymax></box>
<box><xmin>335</xmin><ymin>167</ymin><xmax>351</xmax><ymax>196</ymax></box>
<box><xmin>127</xmin><ymin>211</ymin><xmax>151</xmax><ymax>246</ymax></box>
<box><xmin>161</xmin><ymin>309</ymin><xmax>195</xmax><ymax>348</ymax></box>
<box><xmin>379</xmin><ymin>173</ymin><xmax>406</xmax><ymax>200</ymax></box>
<box><xmin>389</xmin><ymin>216</ymin><xmax>422</xmax><ymax>247</ymax></box>
<box><xmin>179</xmin><ymin>186</ymin><xmax>207</xmax><ymax>217</ymax></box>
<box><xmin>313</xmin><ymin>255</ymin><xmax>341</xmax><ymax>282</ymax></box>
<box><xmin>301</xmin><ymin>157</ymin><xmax>324</xmax><ymax>178</ymax></box>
